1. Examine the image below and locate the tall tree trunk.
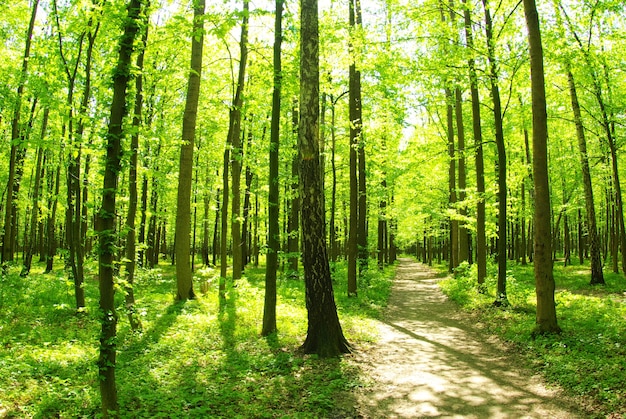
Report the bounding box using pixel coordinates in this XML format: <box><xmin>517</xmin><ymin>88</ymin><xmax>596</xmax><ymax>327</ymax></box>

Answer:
<box><xmin>446</xmin><ymin>87</ymin><xmax>458</xmax><ymax>271</ymax></box>
<box><xmin>262</xmin><ymin>0</ymin><xmax>283</xmax><ymax>337</ymax></box>
<box><xmin>2</xmin><ymin>0</ymin><xmax>39</xmax><ymax>268</ymax></box>
<box><xmin>97</xmin><ymin>0</ymin><xmax>143</xmax><ymax>414</ymax></box>
<box><xmin>347</xmin><ymin>0</ymin><xmax>360</xmax><ymax>295</ymax></box>
<box><xmin>483</xmin><ymin>0</ymin><xmax>508</xmax><ymax>306</ymax></box>
<box><xmin>230</xmin><ymin>0</ymin><xmax>250</xmax><ymax>282</ymax></box>
<box><xmin>455</xmin><ymin>88</ymin><xmax>469</xmax><ymax>263</ymax></box>
<box><xmin>242</xmin><ymin>130</ymin><xmax>254</xmax><ymax>268</ymax></box>
<box><xmin>175</xmin><ymin>0</ymin><xmax>205</xmax><ymax>301</ymax></box>
<box><xmin>463</xmin><ymin>0</ymin><xmax>486</xmax><ymax>290</ymax></box>
<box><xmin>523</xmin><ymin>0</ymin><xmax>560</xmax><ymax>335</ymax></box>
<box><xmin>566</xmin><ymin>69</ymin><xmax>604</xmax><ymax>284</ymax></box>
<box><xmin>124</xmin><ymin>18</ymin><xmax>149</xmax><ymax>329</ymax></box>
<box><xmin>299</xmin><ymin>0</ymin><xmax>350</xmax><ymax>357</ymax></box>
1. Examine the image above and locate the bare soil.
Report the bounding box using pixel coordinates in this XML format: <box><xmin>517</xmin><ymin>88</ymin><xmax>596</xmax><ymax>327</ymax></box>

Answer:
<box><xmin>347</xmin><ymin>258</ymin><xmax>584</xmax><ymax>418</ymax></box>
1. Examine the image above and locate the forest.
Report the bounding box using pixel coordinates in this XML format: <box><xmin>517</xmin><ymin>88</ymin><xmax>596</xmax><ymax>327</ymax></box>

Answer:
<box><xmin>0</xmin><ymin>0</ymin><xmax>625</xmax><ymax>417</ymax></box>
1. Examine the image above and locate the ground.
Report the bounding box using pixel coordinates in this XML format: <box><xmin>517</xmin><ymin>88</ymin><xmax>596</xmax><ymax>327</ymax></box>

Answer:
<box><xmin>343</xmin><ymin>258</ymin><xmax>584</xmax><ymax>418</ymax></box>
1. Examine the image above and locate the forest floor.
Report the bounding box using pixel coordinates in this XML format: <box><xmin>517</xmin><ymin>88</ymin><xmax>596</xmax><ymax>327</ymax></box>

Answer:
<box><xmin>344</xmin><ymin>258</ymin><xmax>586</xmax><ymax>418</ymax></box>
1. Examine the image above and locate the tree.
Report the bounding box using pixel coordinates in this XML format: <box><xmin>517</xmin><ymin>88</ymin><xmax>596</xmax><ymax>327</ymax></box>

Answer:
<box><xmin>96</xmin><ymin>0</ymin><xmax>144</xmax><ymax>414</ymax></box>
<box><xmin>2</xmin><ymin>0</ymin><xmax>39</xmax><ymax>269</ymax></box>
<box><xmin>299</xmin><ymin>0</ymin><xmax>351</xmax><ymax>357</ymax></box>
<box><xmin>523</xmin><ymin>0</ymin><xmax>561</xmax><ymax>335</ymax></box>
<box><xmin>262</xmin><ymin>0</ymin><xmax>283</xmax><ymax>337</ymax></box>
<box><xmin>175</xmin><ymin>0</ymin><xmax>206</xmax><ymax>301</ymax></box>
<box><xmin>482</xmin><ymin>0</ymin><xmax>509</xmax><ymax>306</ymax></box>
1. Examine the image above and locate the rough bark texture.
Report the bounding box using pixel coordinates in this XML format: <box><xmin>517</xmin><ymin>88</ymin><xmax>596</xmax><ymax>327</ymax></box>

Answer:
<box><xmin>299</xmin><ymin>0</ymin><xmax>351</xmax><ymax>357</ymax></box>
<box><xmin>523</xmin><ymin>0</ymin><xmax>561</xmax><ymax>334</ymax></box>
<box><xmin>97</xmin><ymin>0</ymin><xmax>143</xmax><ymax>415</ymax></box>
<box><xmin>175</xmin><ymin>0</ymin><xmax>205</xmax><ymax>301</ymax></box>
<box><xmin>347</xmin><ymin>0</ymin><xmax>359</xmax><ymax>295</ymax></box>
<box><xmin>262</xmin><ymin>0</ymin><xmax>283</xmax><ymax>337</ymax></box>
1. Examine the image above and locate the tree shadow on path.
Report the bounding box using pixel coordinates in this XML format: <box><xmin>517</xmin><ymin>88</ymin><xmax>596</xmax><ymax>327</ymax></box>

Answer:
<box><xmin>354</xmin><ymin>258</ymin><xmax>584</xmax><ymax>419</ymax></box>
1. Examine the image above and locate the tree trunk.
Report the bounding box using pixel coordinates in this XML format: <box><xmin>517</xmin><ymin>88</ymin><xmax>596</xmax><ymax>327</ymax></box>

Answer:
<box><xmin>3</xmin><ymin>0</ymin><xmax>39</xmax><ymax>268</ymax></box>
<box><xmin>287</xmin><ymin>102</ymin><xmax>300</xmax><ymax>275</ymax></box>
<box><xmin>124</xmin><ymin>19</ymin><xmax>149</xmax><ymax>329</ymax></box>
<box><xmin>446</xmin><ymin>87</ymin><xmax>458</xmax><ymax>271</ymax></box>
<box><xmin>229</xmin><ymin>0</ymin><xmax>250</xmax><ymax>282</ymax></box>
<box><xmin>299</xmin><ymin>0</ymin><xmax>351</xmax><ymax>357</ymax></box>
<box><xmin>523</xmin><ymin>0</ymin><xmax>560</xmax><ymax>335</ymax></box>
<box><xmin>96</xmin><ymin>0</ymin><xmax>143</xmax><ymax>414</ymax></box>
<box><xmin>175</xmin><ymin>0</ymin><xmax>205</xmax><ymax>301</ymax></box>
<box><xmin>483</xmin><ymin>0</ymin><xmax>508</xmax><ymax>306</ymax></box>
<box><xmin>463</xmin><ymin>0</ymin><xmax>486</xmax><ymax>290</ymax></box>
<box><xmin>566</xmin><ymin>68</ymin><xmax>604</xmax><ymax>284</ymax></box>
<box><xmin>21</xmin><ymin>109</ymin><xmax>48</xmax><ymax>276</ymax></box>
<box><xmin>262</xmin><ymin>0</ymin><xmax>283</xmax><ymax>337</ymax></box>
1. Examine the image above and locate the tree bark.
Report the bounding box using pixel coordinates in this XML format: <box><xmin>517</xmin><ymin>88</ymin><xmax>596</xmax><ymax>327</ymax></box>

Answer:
<box><xmin>299</xmin><ymin>0</ymin><xmax>351</xmax><ymax>357</ymax></box>
<box><xmin>523</xmin><ymin>0</ymin><xmax>561</xmax><ymax>335</ymax></box>
<box><xmin>175</xmin><ymin>0</ymin><xmax>205</xmax><ymax>301</ymax></box>
<box><xmin>262</xmin><ymin>0</ymin><xmax>283</xmax><ymax>337</ymax></box>
<box><xmin>97</xmin><ymin>0</ymin><xmax>143</xmax><ymax>414</ymax></box>
<box><xmin>483</xmin><ymin>0</ymin><xmax>508</xmax><ymax>306</ymax></box>
<box><xmin>462</xmin><ymin>0</ymin><xmax>486</xmax><ymax>289</ymax></box>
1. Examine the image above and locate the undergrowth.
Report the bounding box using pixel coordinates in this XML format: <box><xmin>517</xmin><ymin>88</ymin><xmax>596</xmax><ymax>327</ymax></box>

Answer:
<box><xmin>439</xmin><ymin>259</ymin><xmax>626</xmax><ymax>417</ymax></box>
<box><xmin>0</xmin><ymin>258</ymin><xmax>395</xmax><ymax>418</ymax></box>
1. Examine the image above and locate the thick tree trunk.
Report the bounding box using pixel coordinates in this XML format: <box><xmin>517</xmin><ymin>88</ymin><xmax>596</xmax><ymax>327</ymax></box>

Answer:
<box><xmin>299</xmin><ymin>0</ymin><xmax>350</xmax><ymax>357</ymax></box>
<box><xmin>523</xmin><ymin>0</ymin><xmax>560</xmax><ymax>335</ymax></box>
<box><xmin>262</xmin><ymin>0</ymin><xmax>283</xmax><ymax>337</ymax></box>
<box><xmin>175</xmin><ymin>0</ymin><xmax>204</xmax><ymax>301</ymax></box>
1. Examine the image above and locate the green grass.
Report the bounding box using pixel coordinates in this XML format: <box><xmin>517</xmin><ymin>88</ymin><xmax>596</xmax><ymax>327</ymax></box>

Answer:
<box><xmin>0</xmin><ymin>258</ymin><xmax>395</xmax><ymax>418</ymax></box>
<box><xmin>439</xmin><ymin>259</ymin><xmax>626</xmax><ymax>417</ymax></box>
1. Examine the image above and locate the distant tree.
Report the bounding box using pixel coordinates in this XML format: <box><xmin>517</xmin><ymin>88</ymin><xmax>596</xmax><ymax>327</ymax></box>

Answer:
<box><xmin>299</xmin><ymin>0</ymin><xmax>351</xmax><ymax>357</ymax></box>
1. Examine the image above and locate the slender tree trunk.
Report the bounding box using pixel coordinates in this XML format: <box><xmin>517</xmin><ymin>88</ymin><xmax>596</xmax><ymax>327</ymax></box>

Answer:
<box><xmin>175</xmin><ymin>0</ymin><xmax>205</xmax><ymax>301</ymax></box>
<box><xmin>3</xmin><ymin>0</ymin><xmax>39</xmax><ymax>268</ymax></box>
<box><xmin>21</xmin><ymin>109</ymin><xmax>48</xmax><ymax>276</ymax></box>
<box><xmin>446</xmin><ymin>87</ymin><xmax>458</xmax><ymax>271</ymax></box>
<box><xmin>262</xmin><ymin>0</ymin><xmax>283</xmax><ymax>337</ymax></box>
<box><xmin>347</xmin><ymin>0</ymin><xmax>359</xmax><ymax>295</ymax></box>
<box><xmin>230</xmin><ymin>0</ymin><xmax>250</xmax><ymax>282</ymax></box>
<box><xmin>455</xmin><ymin>88</ymin><xmax>469</xmax><ymax>263</ymax></box>
<box><xmin>566</xmin><ymin>68</ymin><xmax>604</xmax><ymax>284</ymax></box>
<box><xmin>287</xmin><ymin>102</ymin><xmax>300</xmax><ymax>275</ymax></box>
<box><xmin>463</xmin><ymin>0</ymin><xmax>486</xmax><ymax>289</ymax></box>
<box><xmin>524</xmin><ymin>0</ymin><xmax>560</xmax><ymax>335</ymax></box>
<box><xmin>124</xmin><ymin>19</ymin><xmax>149</xmax><ymax>329</ymax></box>
<box><xmin>483</xmin><ymin>0</ymin><xmax>508</xmax><ymax>306</ymax></box>
<box><xmin>97</xmin><ymin>0</ymin><xmax>143</xmax><ymax>415</ymax></box>
<box><xmin>299</xmin><ymin>0</ymin><xmax>350</xmax><ymax>357</ymax></box>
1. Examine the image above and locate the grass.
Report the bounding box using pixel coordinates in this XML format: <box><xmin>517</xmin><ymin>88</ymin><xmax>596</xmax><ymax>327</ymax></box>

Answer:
<box><xmin>0</xmin><ymin>258</ymin><xmax>395</xmax><ymax>418</ymax></box>
<box><xmin>438</xmin><ymin>259</ymin><xmax>626</xmax><ymax>417</ymax></box>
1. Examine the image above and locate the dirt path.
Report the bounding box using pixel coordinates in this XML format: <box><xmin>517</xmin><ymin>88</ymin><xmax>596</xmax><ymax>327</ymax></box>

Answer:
<box><xmin>353</xmin><ymin>258</ymin><xmax>583</xmax><ymax>418</ymax></box>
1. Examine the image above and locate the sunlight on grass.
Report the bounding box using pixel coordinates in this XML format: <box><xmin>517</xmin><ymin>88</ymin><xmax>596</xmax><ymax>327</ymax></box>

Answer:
<box><xmin>0</xmin><ymin>259</ymin><xmax>396</xmax><ymax>418</ymax></box>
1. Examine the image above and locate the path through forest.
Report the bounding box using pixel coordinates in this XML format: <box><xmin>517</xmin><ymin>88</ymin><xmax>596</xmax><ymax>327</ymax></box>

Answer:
<box><xmin>350</xmin><ymin>258</ymin><xmax>583</xmax><ymax>418</ymax></box>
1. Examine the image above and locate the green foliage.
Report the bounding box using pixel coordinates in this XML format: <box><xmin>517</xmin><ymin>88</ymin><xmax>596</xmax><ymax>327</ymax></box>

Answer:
<box><xmin>439</xmin><ymin>261</ymin><xmax>626</xmax><ymax>416</ymax></box>
<box><xmin>0</xmin><ymin>260</ymin><xmax>395</xmax><ymax>418</ymax></box>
